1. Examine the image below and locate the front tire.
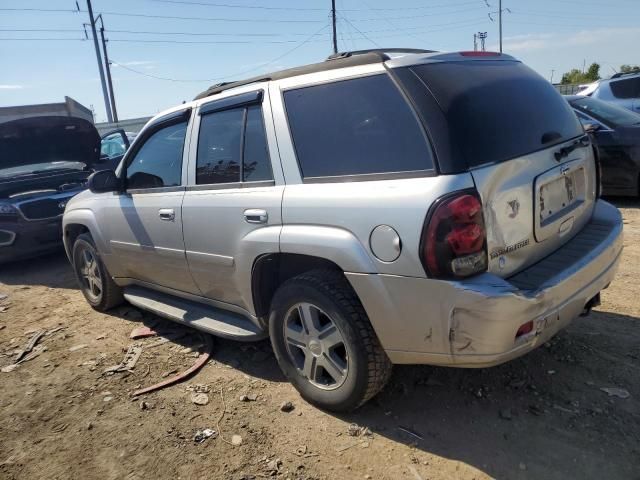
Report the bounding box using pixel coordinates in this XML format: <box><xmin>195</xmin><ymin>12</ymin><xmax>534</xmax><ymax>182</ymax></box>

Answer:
<box><xmin>269</xmin><ymin>269</ymin><xmax>392</xmax><ymax>412</ymax></box>
<box><xmin>72</xmin><ymin>233</ymin><xmax>123</xmax><ymax>311</ymax></box>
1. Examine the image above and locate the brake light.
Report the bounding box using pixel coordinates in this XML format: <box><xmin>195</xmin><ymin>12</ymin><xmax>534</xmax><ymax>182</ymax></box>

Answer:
<box><xmin>421</xmin><ymin>192</ymin><xmax>488</xmax><ymax>279</ymax></box>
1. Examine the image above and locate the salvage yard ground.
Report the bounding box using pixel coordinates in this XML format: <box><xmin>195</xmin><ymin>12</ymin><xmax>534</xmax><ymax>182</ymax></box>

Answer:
<box><xmin>1</xmin><ymin>199</ymin><xmax>639</xmax><ymax>480</ymax></box>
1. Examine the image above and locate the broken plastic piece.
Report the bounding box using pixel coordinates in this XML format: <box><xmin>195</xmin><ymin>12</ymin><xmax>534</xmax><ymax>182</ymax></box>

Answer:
<box><xmin>131</xmin><ymin>333</ymin><xmax>213</xmax><ymax>397</ymax></box>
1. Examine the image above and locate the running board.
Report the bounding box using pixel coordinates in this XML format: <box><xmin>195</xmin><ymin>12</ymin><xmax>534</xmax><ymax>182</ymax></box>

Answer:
<box><xmin>123</xmin><ymin>286</ymin><xmax>266</xmax><ymax>341</ymax></box>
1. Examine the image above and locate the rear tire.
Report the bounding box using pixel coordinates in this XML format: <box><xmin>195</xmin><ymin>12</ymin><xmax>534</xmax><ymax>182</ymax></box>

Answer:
<box><xmin>269</xmin><ymin>269</ymin><xmax>392</xmax><ymax>412</ymax></box>
<box><xmin>72</xmin><ymin>233</ymin><xmax>123</xmax><ymax>311</ymax></box>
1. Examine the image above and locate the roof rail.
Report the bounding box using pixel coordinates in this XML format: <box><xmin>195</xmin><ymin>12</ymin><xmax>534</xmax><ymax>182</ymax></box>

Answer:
<box><xmin>610</xmin><ymin>70</ymin><xmax>640</xmax><ymax>79</ymax></box>
<box><xmin>326</xmin><ymin>48</ymin><xmax>436</xmax><ymax>62</ymax></box>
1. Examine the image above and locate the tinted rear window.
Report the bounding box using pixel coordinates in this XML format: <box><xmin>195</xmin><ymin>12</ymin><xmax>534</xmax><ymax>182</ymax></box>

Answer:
<box><xmin>408</xmin><ymin>61</ymin><xmax>583</xmax><ymax>168</ymax></box>
<box><xmin>610</xmin><ymin>77</ymin><xmax>640</xmax><ymax>99</ymax></box>
<box><xmin>284</xmin><ymin>74</ymin><xmax>433</xmax><ymax>179</ymax></box>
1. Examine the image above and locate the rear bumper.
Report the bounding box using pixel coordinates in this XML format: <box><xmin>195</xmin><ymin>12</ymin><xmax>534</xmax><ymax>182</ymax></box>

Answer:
<box><xmin>347</xmin><ymin>200</ymin><xmax>623</xmax><ymax>367</ymax></box>
<box><xmin>0</xmin><ymin>218</ymin><xmax>63</xmax><ymax>263</ymax></box>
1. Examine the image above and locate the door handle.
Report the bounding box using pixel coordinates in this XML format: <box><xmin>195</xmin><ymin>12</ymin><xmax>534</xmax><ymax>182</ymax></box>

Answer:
<box><xmin>158</xmin><ymin>208</ymin><xmax>175</xmax><ymax>221</ymax></box>
<box><xmin>244</xmin><ymin>209</ymin><xmax>268</xmax><ymax>224</ymax></box>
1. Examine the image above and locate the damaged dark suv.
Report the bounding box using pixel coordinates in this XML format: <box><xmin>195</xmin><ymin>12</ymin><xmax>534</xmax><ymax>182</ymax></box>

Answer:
<box><xmin>0</xmin><ymin>116</ymin><xmax>101</xmax><ymax>263</ymax></box>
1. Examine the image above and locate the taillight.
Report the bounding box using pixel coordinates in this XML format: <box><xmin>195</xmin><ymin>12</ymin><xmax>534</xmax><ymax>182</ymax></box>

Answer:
<box><xmin>421</xmin><ymin>191</ymin><xmax>488</xmax><ymax>279</ymax></box>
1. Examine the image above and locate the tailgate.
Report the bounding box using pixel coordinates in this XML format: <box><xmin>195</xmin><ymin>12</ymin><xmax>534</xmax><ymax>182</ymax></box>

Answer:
<box><xmin>471</xmin><ymin>138</ymin><xmax>597</xmax><ymax>277</ymax></box>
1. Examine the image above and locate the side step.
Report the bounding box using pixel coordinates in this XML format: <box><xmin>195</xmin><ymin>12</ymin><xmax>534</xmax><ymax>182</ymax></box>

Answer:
<box><xmin>123</xmin><ymin>286</ymin><xmax>266</xmax><ymax>341</ymax></box>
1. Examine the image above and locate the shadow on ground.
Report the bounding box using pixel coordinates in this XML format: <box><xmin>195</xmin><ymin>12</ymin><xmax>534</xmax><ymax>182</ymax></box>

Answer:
<box><xmin>0</xmin><ymin>250</ymin><xmax>75</xmax><ymax>289</ymax></box>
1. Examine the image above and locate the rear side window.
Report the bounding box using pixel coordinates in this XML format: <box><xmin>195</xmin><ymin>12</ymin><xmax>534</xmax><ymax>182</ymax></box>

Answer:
<box><xmin>196</xmin><ymin>104</ymin><xmax>273</xmax><ymax>185</ymax></box>
<box><xmin>407</xmin><ymin>61</ymin><xmax>584</xmax><ymax>169</ymax></box>
<box><xmin>610</xmin><ymin>77</ymin><xmax>640</xmax><ymax>99</ymax></box>
<box><xmin>284</xmin><ymin>74</ymin><xmax>433</xmax><ymax>179</ymax></box>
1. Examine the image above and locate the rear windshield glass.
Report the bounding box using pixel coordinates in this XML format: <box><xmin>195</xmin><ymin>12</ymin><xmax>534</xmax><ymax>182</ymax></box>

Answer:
<box><xmin>409</xmin><ymin>61</ymin><xmax>583</xmax><ymax>168</ymax></box>
<box><xmin>570</xmin><ymin>96</ymin><xmax>640</xmax><ymax>128</ymax></box>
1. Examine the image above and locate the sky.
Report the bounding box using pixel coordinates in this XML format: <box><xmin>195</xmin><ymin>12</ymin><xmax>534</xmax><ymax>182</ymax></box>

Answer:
<box><xmin>1</xmin><ymin>0</ymin><xmax>639</xmax><ymax>123</ymax></box>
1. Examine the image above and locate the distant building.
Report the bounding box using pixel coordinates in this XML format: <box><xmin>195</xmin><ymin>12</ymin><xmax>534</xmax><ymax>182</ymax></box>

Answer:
<box><xmin>0</xmin><ymin>96</ymin><xmax>94</xmax><ymax>124</ymax></box>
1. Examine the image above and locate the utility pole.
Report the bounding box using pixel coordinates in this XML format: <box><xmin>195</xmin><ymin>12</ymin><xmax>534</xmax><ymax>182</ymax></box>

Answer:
<box><xmin>86</xmin><ymin>0</ymin><xmax>113</xmax><ymax>122</ymax></box>
<box><xmin>473</xmin><ymin>33</ymin><xmax>478</xmax><ymax>51</ymax></box>
<box><xmin>498</xmin><ymin>0</ymin><xmax>502</xmax><ymax>53</ymax></box>
<box><xmin>98</xmin><ymin>19</ymin><xmax>118</xmax><ymax>122</ymax></box>
<box><xmin>331</xmin><ymin>0</ymin><xmax>338</xmax><ymax>54</ymax></box>
<box><xmin>550</xmin><ymin>69</ymin><xmax>555</xmax><ymax>84</ymax></box>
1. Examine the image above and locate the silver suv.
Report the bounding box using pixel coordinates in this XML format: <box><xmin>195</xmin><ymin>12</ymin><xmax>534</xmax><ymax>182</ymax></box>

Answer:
<box><xmin>578</xmin><ymin>71</ymin><xmax>640</xmax><ymax>113</ymax></box>
<box><xmin>63</xmin><ymin>49</ymin><xmax>623</xmax><ymax>411</ymax></box>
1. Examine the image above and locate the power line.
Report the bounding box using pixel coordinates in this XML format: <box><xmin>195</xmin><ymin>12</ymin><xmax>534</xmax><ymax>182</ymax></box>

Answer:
<box><xmin>338</xmin><ymin>14</ymin><xmax>381</xmax><ymax>48</ymax></box>
<box><xmin>109</xmin><ymin>23</ymin><xmax>330</xmax><ymax>83</ymax></box>
<box><xmin>147</xmin><ymin>0</ymin><xmax>484</xmax><ymax>11</ymax></box>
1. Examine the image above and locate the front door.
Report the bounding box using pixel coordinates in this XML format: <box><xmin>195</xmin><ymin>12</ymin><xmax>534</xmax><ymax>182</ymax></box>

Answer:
<box><xmin>98</xmin><ymin>113</ymin><xmax>199</xmax><ymax>293</ymax></box>
<box><xmin>182</xmin><ymin>92</ymin><xmax>283</xmax><ymax>310</ymax></box>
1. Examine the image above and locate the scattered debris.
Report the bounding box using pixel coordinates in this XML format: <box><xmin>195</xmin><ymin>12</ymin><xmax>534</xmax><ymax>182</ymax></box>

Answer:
<box><xmin>280</xmin><ymin>401</ymin><xmax>295</xmax><ymax>413</ymax></box>
<box><xmin>0</xmin><ymin>325</ymin><xmax>5</xmax><ymax>330</ymax></box>
<box><xmin>191</xmin><ymin>392</ymin><xmax>210</xmax><ymax>406</ymax></box>
<box><xmin>0</xmin><ymin>306</ymin><xmax>9</xmax><ymax>313</ymax></box>
<box><xmin>295</xmin><ymin>445</ymin><xmax>308</xmax><ymax>457</ymax></box>
<box><xmin>51</xmin><ymin>423</ymin><xmax>69</xmax><ymax>433</ymax></box>
<box><xmin>239</xmin><ymin>393</ymin><xmax>258</xmax><ymax>402</ymax></box>
<box><xmin>0</xmin><ymin>293</ymin><xmax>8</xmax><ymax>301</ymax></box>
<box><xmin>397</xmin><ymin>426</ymin><xmax>423</xmax><ymax>441</ymax></box>
<box><xmin>547</xmin><ymin>370</ymin><xmax>557</xmax><ymax>375</ymax></box>
<box><xmin>104</xmin><ymin>344</ymin><xmax>143</xmax><ymax>374</ymax></box>
<box><xmin>103</xmin><ymin>396</ymin><xmax>114</xmax><ymax>402</ymax></box>
<box><xmin>348</xmin><ymin>423</ymin><xmax>372</xmax><ymax>437</ymax></box>
<box><xmin>161</xmin><ymin>369</ymin><xmax>178</xmax><ymax>378</ymax></box>
<box><xmin>139</xmin><ymin>401</ymin><xmax>153</xmax><ymax>410</ymax></box>
<box><xmin>336</xmin><ymin>440</ymin><xmax>368</xmax><ymax>453</ymax></box>
<box><xmin>2</xmin><ymin>345</ymin><xmax>48</xmax><ymax>373</ymax></box>
<box><xmin>231</xmin><ymin>434</ymin><xmax>243</xmax><ymax>446</ymax></box>
<box><xmin>266</xmin><ymin>458</ymin><xmax>282</xmax><ymax>475</ymax></box>
<box><xmin>193</xmin><ymin>428</ymin><xmax>217</xmax><ymax>443</ymax></box>
<box><xmin>68</xmin><ymin>344</ymin><xmax>88</xmax><ymax>352</ymax></box>
<box><xmin>187</xmin><ymin>384</ymin><xmax>211</xmax><ymax>393</ymax></box>
<box><xmin>130</xmin><ymin>326</ymin><xmax>158</xmax><ymax>339</ymax></box>
<box><xmin>600</xmin><ymin>387</ymin><xmax>631</xmax><ymax>399</ymax></box>
<box><xmin>132</xmin><ymin>334</ymin><xmax>213</xmax><ymax>397</ymax></box>
<box><xmin>14</xmin><ymin>330</ymin><xmax>46</xmax><ymax>363</ymax></box>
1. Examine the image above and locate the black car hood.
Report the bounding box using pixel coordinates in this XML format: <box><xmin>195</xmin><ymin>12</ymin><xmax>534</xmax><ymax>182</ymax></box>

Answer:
<box><xmin>614</xmin><ymin>125</ymin><xmax>640</xmax><ymax>143</ymax></box>
<box><xmin>0</xmin><ymin>116</ymin><xmax>100</xmax><ymax>171</ymax></box>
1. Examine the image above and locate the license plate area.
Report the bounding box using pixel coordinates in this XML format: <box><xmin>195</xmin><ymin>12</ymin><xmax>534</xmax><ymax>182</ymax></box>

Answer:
<box><xmin>535</xmin><ymin>159</ymin><xmax>586</xmax><ymax>242</ymax></box>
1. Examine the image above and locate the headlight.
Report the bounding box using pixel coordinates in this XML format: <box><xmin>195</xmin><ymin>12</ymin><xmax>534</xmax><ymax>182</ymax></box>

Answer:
<box><xmin>0</xmin><ymin>203</ymin><xmax>18</xmax><ymax>216</ymax></box>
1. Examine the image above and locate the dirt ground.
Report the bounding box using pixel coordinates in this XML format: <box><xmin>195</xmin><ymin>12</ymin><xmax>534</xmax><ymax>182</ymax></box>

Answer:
<box><xmin>1</xmin><ymin>199</ymin><xmax>639</xmax><ymax>480</ymax></box>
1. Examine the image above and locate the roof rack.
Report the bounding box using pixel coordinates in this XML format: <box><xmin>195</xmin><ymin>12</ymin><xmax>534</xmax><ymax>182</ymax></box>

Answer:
<box><xmin>326</xmin><ymin>48</ymin><xmax>436</xmax><ymax>61</ymax></box>
<box><xmin>610</xmin><ymin>70</ymin><xmax>640</xmax><ymax>79</ymax></box>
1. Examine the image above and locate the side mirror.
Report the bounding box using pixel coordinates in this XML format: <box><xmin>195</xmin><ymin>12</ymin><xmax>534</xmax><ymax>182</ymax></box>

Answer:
<box><xmin>583</xmin><ymin>123</ymin><xmax>600</xmax><ymax>133</ymax></box>
<box><xmin>88</xmin><ymin>169</ymin><xmax>120</xmax><ymax>193</ymax></box>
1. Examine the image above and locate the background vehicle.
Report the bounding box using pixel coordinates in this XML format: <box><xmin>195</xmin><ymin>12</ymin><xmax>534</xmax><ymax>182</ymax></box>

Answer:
<box><xmin>567</xmin><ymin>95</ymin><xmax>640</xmax><ymax>196</ymax></box>
<box><xmin>577</xmin><ymin>71</ymin><xmax>640</xmax><ymax>113</ymax></box>
<box><xmin>63</xmin><ymin>49</ymin><xmax>623</xmax><ymax>412</ymax></box>
<box><xmin>99</xmin><ymin>130</ymin><xmax>135</xmax><ymax>171</ymax></box>
<box><xmin>0</xmin><ymin>116</ymin><xmax>101</xmax><ymax>263</ymax></box>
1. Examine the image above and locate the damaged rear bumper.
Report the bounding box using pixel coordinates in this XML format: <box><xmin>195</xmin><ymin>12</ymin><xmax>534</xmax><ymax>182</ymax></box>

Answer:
<box><xmin>346</xmin><ymin>200</ymin><xmax>623</xmax><ymax>367</ymax></box>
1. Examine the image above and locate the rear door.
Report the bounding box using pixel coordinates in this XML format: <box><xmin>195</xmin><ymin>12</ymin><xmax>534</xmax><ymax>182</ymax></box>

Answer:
<box><xmin>182</xmin><ymin>88</ymin><xmax>283</xmax><ymax>311</ymax></box>
<box><xmin>399</xmin><ymin>58</ymin><xmax>597</xmax><ymax>277</ymax></box>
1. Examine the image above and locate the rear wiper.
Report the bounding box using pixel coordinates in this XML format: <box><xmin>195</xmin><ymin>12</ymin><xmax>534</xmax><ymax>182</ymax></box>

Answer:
<box><xmin>554</xmin><ymin>135</ymin><xmax>590</xmax><ymax>162</ymax></box>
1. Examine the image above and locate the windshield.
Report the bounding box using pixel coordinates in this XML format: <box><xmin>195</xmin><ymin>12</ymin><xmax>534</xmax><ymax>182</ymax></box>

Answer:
<box><xmin>570</xmin><ymin>97</ymin><xmax>640</xmax><ymax>128</ymax></box>
<box><xmin>0</xmin><ymin>161</ymin><xmax>86</xmax><ymax>179</ymax></box>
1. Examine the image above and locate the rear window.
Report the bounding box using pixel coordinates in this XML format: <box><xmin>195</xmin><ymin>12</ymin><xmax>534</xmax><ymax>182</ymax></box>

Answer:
<box><xmin>610</xmin><ymin>77</ymin><xmax>640</xmax><ymax>99</ymax></box>
<box><xmin>284</xmin><ymin>74</ymin><xmax>434</xmax><ymax>180</ymax></box>
<box><xmin>571</xmin><ymin>96</ymin><xmax>640</xmax><ymax>128</ymax></box>
<box><xmin>408</xmin><ymin>61</ymin><xmax>583</xmax><ymax>169</ymax></box>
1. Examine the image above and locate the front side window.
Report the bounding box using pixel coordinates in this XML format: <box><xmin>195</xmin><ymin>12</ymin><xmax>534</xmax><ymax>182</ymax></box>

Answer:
<box><xmin>101</xmin><ymin>132</ymin><xmax>127</xmax><ymax>159</ymax></box>
<box><xmin>196</xmin><ymin>103</ymin><xmax>272</xmax><ymax>184</ymax></box>
<box><xmin>610</xmin><ymin>78</ymin><xmax>639</xmax><ymax>99</ymax></box>
<box><xmin>126</xmin><ymin>121</ymin><xmax>187</xmax><ymax>189</ymax></box>
<box><xmin>284</xmin><ymin>74</ymin><xmax>433</xmax><ymax>179</ymax></box>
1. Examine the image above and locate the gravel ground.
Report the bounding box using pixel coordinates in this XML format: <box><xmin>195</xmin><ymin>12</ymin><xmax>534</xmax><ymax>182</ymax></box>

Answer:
<box><xmin>0</xmin><ymin>198</ymin><xmax>638</xmax><ymax>480</ymax></box>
